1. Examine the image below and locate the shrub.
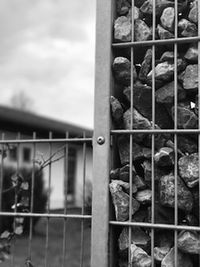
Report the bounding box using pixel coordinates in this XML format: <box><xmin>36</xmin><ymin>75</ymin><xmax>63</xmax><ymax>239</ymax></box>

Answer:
<box><xmin>0</xmin><ymin>166</ymin><xmax>47</xmax><ymax>234</ymax></box>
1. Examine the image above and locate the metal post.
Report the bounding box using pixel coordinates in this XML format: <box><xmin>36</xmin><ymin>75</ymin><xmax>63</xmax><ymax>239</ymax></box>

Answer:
<box><xmin>91</xmin><ymin>0</ymin><xmax>113</xmax><ymax>266</ymax></box>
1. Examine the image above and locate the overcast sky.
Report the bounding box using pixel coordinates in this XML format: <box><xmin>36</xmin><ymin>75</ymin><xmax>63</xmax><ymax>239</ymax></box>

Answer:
<box><xmin>0</xmin><ymin>0</ymin><xmax>95</xmax><ymax>129</ymax></box>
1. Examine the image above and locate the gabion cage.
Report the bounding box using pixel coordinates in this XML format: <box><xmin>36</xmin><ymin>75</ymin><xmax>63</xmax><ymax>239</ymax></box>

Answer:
<box><xmin>92</xmin><ymin>0</ymin><xmax>200</xmax><ymax>267</ymax></box>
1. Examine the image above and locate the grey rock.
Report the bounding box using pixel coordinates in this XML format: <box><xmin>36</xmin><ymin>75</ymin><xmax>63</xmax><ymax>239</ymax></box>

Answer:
<box><xmin>155</xmin><ymin>81</ymin><xmax>186</xmax><ymax>104</ymax></box>
<box><xmin>127</xmin><ymin>6</ymin><xmax>141</xmax><ymax>21</ymax></box>
<box><xmin>110</xmin><ymin>96</ymin><xmax>123</xmax><ymax>125</ymax></box>
<box><xmin>114</xmin><ymin>16</ymin><xmax>132</xmax><ymax>42</ymax></box>
<box><xmin>147</xmin><ymin>59</ymin><xmax>186</xmax><ymax>88</ymax></box>
<box><xmin>178</xmin><ymin>153</ymin><xmax>199</xmax><ymax>188</ymax></box>
<box><xmin>123</xmin><ymin>108</ymin><xmax>166</xmax><ymax>148</ymax></box>
<box><xmin>160</xmin><ymin>51</ymin><xmax>176</xmax><ymax>62</ymax></box>
<box><xmin>161</xmin><ymin>247</ymin><xmax>193</xmax><ymax>267</ymax></box>
<box><xmin>116</xmin><ymin>0</ymin><xmax>131</xmax><ymax>15</ymax></box>
<box><xmin>139</xmin><ymin>49</ymin><xmax>152</xmax><ymax>82</ymax></box>
<box><xmin>135</xmin><ymin>189</ymin><xmax>152</xmax><ymax>205</ymax></box>
<box><xmin>154</xmin><ymin>247</ymin><xmax>170</xmax><ymax>262</ymax></box>
<box><xmin>109</xmin><ymin>180</ymin><xmax>140</xmax><ymax>221</ymax></box>
<box><xmin>179</xmin><ymin>64</ymin><xmax>198</xmax><ymax>91</ymax></box>
<box><xmin>124</xmin><ymin>83</ymin><xmax>174</xmax><ymax>129</ymax></box>
<box><xmin>142</xmin><ymin>160</ymin><xmax>166</xmax><ymax>182</ymax></box>
<box><xmin>119</xmin><ymin>164</ymin><xmax>146</xmax><ymax>190</ymax></box>
<box><xmin>113</xmin><ymin>57</ymin><xmax>136</xmax><ymax>86</ymax></box>
<box><xmin>154</xmin><ymin>147</ymin><xmax>174</xmax><ymax>167</ymax></box>
<box><xmin>178</xmin><ymin>18</ymin><xmax>197</xmax><ymax>37</ymax></box>
<box><xmin>177</xmin><ymin>136</ymin><xmax>198</xmax><ymax>154</ymax></box>
<box><xmin>118</xmin><ymin>135</ymin><xmax>152</xmax><ymax>165</ymax></box>
<box><xmin>188</xmin><ymin>0</ymin><xmax>198</xmax><ymax>24</ymax></box>
<box><xmin>111</xmin><ymin>179</ymin><xmax>138</xmax><ymax>194</ymax></box>
<box><xmin>184</xmin><ymin>44</ymin><xmax>198</xmax><ymax>63</ymax></box>
<box><xmin>159</xmin><ymin>173</ymin><xmax>193</xmax><ymax>212</ymax></box>
<box><xmin>134</xmin><ymin>19</ymin><xmax>152</xmax><ymax>41</ymax></box>
<box><xmin>110</xmin><ymin>168</ymin><xmax>120</xmax><ymax>180</ymax></box>
<box><xmin>171</xmin><ymin>105</ymin><xmax>198</xmax><ymax>129</ymax></box>
<box><xmin>123</xmin><ymin>108</ymin><xmax>151</xmax><ymax>143</ymax></box>
<box><xmin>160</xmin><ymin>7</ymin><xmax>174</xmax><ymax>32</ymax></box>
<box><xmin>178</xmin><ymin>231</ymin><xmax>200</xmax><ymax>254</ymax></box>
<box><xmin>119</xmin><ymin>226</ymin><xmax>150</xmax><ymax>251</ymax></box>
<box><xmin>157</xmin><ymin>24</ymin><xmax>174</xmax><ymax>39</ymax></box>
<box><xmin>131</xmin><ymin>244</ymin><xmax>152</xmax><ymax>267</ymax></box>
<box><xmin>140</xmin><ymin>0</ymin><xmax>187</xmax><ymax>17</ymax></box>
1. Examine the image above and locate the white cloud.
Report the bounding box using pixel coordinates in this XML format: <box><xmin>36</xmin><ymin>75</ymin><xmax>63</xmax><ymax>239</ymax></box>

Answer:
<box><xmin>0</xmin><ymin>0</ymin><xmax>95</xmax><ymax>128</ymax></box>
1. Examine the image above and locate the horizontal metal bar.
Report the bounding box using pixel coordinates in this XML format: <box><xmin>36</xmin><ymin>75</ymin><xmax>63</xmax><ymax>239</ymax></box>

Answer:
<box><xmin>0</xmin><ymin>212</ymin><xmax>92</xmax><ymax>219</ymax></box>
<box><xmin>112</xmin><ymin>36</ymin><xmax>200</xmax><ymax>48</ymax></box>
<box><xmin>0</xmin><ymin>138</ymin><xmax>92</xmax><ymax>144</ymax></box>
<box><xmin>111</xmin><ymin>129</ymin><xmax>200</xmax><ymax>134</ymax></box>
<box><xmin>110</xmin><ymin>221</ymin><xmax>200</xmax><ymax>232</ymax></box>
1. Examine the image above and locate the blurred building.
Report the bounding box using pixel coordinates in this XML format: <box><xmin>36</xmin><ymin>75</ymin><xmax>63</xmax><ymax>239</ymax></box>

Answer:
<box><xmin>0</xmin><ymin>105</ymin><xmax>93</xmax><ymax>209</ymax></box>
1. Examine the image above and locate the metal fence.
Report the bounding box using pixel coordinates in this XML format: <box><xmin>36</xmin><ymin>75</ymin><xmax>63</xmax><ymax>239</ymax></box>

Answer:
<box><xmin>0</xmin><ymin>132</ymin><xmax>92</xmax><ymax>267</ymax></box>
<box><xmin>91</xmin><ymin>0</ymin><xmax>200</xmax><ymax>267</ymax></box>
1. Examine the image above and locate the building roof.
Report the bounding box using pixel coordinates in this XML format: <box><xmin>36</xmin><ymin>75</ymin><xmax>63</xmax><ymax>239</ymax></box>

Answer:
<box><xmin>0</xmin><ymin>105</ymin><xmax>93</xmax><ymax>138</ymax></box>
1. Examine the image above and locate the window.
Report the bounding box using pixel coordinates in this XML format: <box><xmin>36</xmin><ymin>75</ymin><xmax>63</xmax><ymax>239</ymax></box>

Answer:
<box><xmin>23</xmin><ymin>147</ymin><xmax>31</xmax><ymax>163</ymax></box>
<box><xmin>9</xmin><ymin>147</ymin><xmax>17</xmax><ymax>161</ymax></box>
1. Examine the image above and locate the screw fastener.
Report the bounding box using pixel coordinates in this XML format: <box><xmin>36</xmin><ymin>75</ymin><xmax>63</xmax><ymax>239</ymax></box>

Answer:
<box><xmin>97</xmin><ymin>136</ymin><xmax>105</xmax><ymax>145</ymax></box>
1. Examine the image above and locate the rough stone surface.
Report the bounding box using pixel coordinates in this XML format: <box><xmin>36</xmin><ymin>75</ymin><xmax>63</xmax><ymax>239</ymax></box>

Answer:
<box><xmin>110</xmin><ymin>168</ymin><xmax>120</xmax><ymax>180</ymax></box>
<box><xmin>134</xmin><ymin>19</ymin><xmax>152</xmax><ymax>41</ymax></box>
<box><xmin>135</xmin><ymin>189</ymin><xmax>152</xmax><ymax>205</ymax></box>
<box><xmin>154</xmin><ymin>247</ymin><xmax>170</xmax><ymax>262</ymax></box>
<box><xmin>160</xmin><ymin>7</ymin><xmax>174</xmax><ymax>32</ymax></box>
<box><xmin>178</xmin><ymin>231</ymin><xmax>200</xmax><ymax>254</ymax></box>
<box><xmin>142</xmin><ymin>160</ymin><xmax>166</xmax><ymax>182</ymax></box>
<box><xmin>116</xmin><ymin>0</ymin><xmax>131</xmax><ymax>15</ymax></box>
<box><xmin>179</xmin><ymin>64</ymin><xmax>198</xmax><ymax>91</ymax></box>
<box><xmin>127</xmin><ymin>6</ymin><xmax>140</xmax><ymax>21</ymax></box>
<box><xmin>113</xmin><ymin>57</ymin><xmax>137</xmax><ymax>86</ymax></box>
<box><xmin>159</xmin><ymin>173</ymin><xmax>193</xmax><ymax>212</ymax></box>
<box><xmin>147</xmin><ymin>59</ymin><xmax>186</xmax><ymax>88</ymax></box>
<box><xmin>188</xmin><ymin>0</ymin><xmax>198</xmax><ymax>24</ymax></box>
<box><xmin>139</xmin><ymin>49</ymin><xmax>152</xmax><ymax>82</ymax></box>
<box><xmin>110</xmin><ymin>96</ymin><xmax>124</xmax><ymax>125</ymax></box>
<box><xmin>118</xmin><ymin>135</ymin><xmax>152</xmax><ymax>164</ymax></box>
<box><xmin>154</xmin><ymin>147</ymin><xmax>174</xmax><ymax>167</ymax></box>
<box><xmin>171</xmin><ymin>105</ymin><xmax>198</xmax><ymax>129</ymax></box>
<box><xmin>155</xmin><ymin>81</ymin><xmax>186</xmax><ymax>104</ymax></box>
<box><xmin>178</xmin><ymin>18</ymin><xmax>197</xmax><ymax>37</ymax></box>
<box><xmin>124</xmin><ymin>83</ymin><xmax>173</xmax><ymax>129</ymax></box>
<box><xmin>123</xmin><ymin>108</ymin><xmax>152</xmax><ymax>143</ymax></box>
<box><xmin>184</xmin><ymin>44</ymin><xmax>198</xmax><ymax>63</ymax></box>
<box><xmin>161</xmin><ymin>247</ymin><xmax>193</xmax><ymax>267</ymax></box>
<box><xmin>109</xmin><ymin>180</ymin><xmax>140</xmax><ymax>221</ymax></box>
<box><xmin>177</xmin><ymin>136</ymin><xmax>198</xmax><ymax>154</ymax></box>
<box><xmin>111</xmin><ymin>179</ymin><xmax>138</xmax><ymax>194</ymax></box>
<box><xmin>114</xmin><ymin>16</ymin><xmax>132</xmax><ymax>42</ymax></box>
<box><xmin>140</xmin><ymin>0</ymin><xmax>187</xmax><ymax>17</ymax></box>
<box><xmin>119</xmin><ymin>226</ymin><xmax>150</xmax><ymax>251</ymax></box>
<box><xmin>131</xmin><ymin>244</ymin><xmax>152</xmax><ymax>267</ymax></box>
<box><xmin>118</xmin><ymin>165</ymin><xmax>146</xmax><ymax>190</ymax></box>
<box><xmin>157</xmin><ymin>24</ymin><xmax>174</xmax><ymax>39</ymax></box>
<box><xmin>178</xmin><ymin>153</ymin><xmax>199</xmax><ymax>188</ymax></box>
<box><xmin>160</xmin><ymin>51</ymin><xmax>176</xmax><ymax>62</ymax></box>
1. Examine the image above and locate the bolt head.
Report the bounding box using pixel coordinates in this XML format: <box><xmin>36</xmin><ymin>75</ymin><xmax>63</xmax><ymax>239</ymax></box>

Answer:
<box><xmin>97</xmin><ymin>136</ymin><xmax>105</xmax><ymax>145</ymax></box>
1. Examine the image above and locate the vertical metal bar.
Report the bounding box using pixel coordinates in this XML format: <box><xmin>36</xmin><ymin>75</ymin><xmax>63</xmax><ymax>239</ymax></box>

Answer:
<box><xmin>151</xmin><ymin>0</ymin><xmax>156</xmax><ymax>265</ymax></box>
<box><xmin>128</xmin><ymin>1</ymin><xmax>135</xmax><ymax>266</ymax></box>
<box><xmin>80</xmin><ymin>132</ymin><xmax>87</xmax><ymax>267</ymax></box>
<box><xmin>198</xmin><ymin>1</ymin><xmax>200</xmax><ymax>267</ymax></box>
<box><xmin>45</xmin><ymin>132</ymin><xmax>52</xmax><ymax>267</ymax></box>
<box><xmin>62</xmin><ymin>132</ymin><xmax>69</xmax><ymax>267</ymax></box>
<box><xmin>174</xmin><ymin>1</ymin><xmax>178</xmax><ymax>267</ymax></box>
<box><xmin>12</xmin><ymin>132</ymin><xmax>21</xmax><ymax>267</ymax></box>
<box><xmin>0</xmin><ymin>133</ymin><xmax>5</xmax><ymax>211</ymax></box>
<box><xmin>91</xmin><ymin>0</ymin><xmax>113</xmax><ymax>266</ymax></box>
<box><xmin>28</xmin><ymin>132</ymin><xmax>36</xmax><ymax>259</ymax></box>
